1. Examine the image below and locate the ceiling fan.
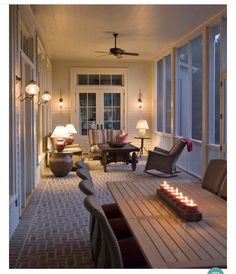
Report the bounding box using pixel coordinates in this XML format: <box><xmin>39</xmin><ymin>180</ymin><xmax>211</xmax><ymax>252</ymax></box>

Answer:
<box><xmin>96</xmin><ymin>33</ymin><xmax>139</xmax><ymax>58</ymax></box>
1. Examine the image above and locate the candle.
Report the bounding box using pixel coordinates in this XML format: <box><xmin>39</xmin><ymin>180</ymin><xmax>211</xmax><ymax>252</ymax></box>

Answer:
<box><xmin>166</xmin><ymin>186</ymin><xmax>175</xmax><ymax>198</ymax></box>
<box><xmin>160</xmin><ymin>181</ymin><xmax>168</xmax><ymax>192</ymax></box>
<box><xmin>180</xmin><ymin>196</ymin><xmax>189</xmax><ymax>209</ymax></box>
<box><xmin>175</xmin><ymin>192</ymin><xmax>183</xmax><ymax>204</ymax></box>
<box><xmin>186</xmin><ymin>199</ymin><xmax>198</xmax><ymax>213</ymax></box>
<box><xmin>172</xmin><ymin>188</ymin><xmax>179</xmax><ymax>200</ymax></box>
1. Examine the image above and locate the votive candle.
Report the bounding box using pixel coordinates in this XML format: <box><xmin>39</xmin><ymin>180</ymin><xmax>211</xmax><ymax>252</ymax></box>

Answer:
<box><xmin>180</xmin><ymin>196</ymin><xmax>189</xmax><ymax>209</ymax></box>
<box><xmin>186</xmin><ymin>199</ymin><xmax>198</xmax><ymax>213</ymax></box>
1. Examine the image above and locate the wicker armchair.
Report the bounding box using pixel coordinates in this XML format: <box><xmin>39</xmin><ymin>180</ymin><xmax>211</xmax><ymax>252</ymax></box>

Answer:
<box><xmin>144</xmin><ymin>139</ymin><xmax>187</xmax><ymax>177</ymax></box>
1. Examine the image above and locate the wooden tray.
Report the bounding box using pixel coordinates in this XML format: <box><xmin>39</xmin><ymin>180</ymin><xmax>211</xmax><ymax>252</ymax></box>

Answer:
<box><xmin>156</xmin><ymin>188</ymin><xmax>202</xmax><ymax>222</ymax></box>
<box><xmin>109</xmin><ymin>142</ymin><xmax>126</xmax><ymax>148</ymax></box>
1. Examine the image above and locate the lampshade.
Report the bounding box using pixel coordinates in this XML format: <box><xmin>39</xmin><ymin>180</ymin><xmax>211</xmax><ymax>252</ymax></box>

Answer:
<box><xmin>51</xmin><ymin>126</ymin><xmax>69</xmax><ymax>138</ymax></box>
<box><xmin>42</xmin><ymin>91</ymin><xmax>51</xmax><ymax>102</ymax></box>
<box><xmin>25</xmin><ymin>80</ymin><xmax>40</xmax><ymax>96</ymax></box>
<box><xmin>136</xmin><ymin>120</ymin><xmax>149</xmax><ymax>130</ymax></box>
<box><xmin>65</xmin><ymin>124</ymin><xmax>77</xmax><ymax>134</ymax></box>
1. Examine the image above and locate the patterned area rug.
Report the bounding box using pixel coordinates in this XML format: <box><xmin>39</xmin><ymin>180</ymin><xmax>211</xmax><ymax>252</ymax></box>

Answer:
<box><xmin>9</xmin><ymin>157</ymin><xmax>199</xmax><ymax>268</ymax></box>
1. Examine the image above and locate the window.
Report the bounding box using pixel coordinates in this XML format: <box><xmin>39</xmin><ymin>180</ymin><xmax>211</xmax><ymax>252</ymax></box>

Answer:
<box><xmin>156</xmin><ymin>55</ymin><xmax>171</xmax><ymax>133</ymax></box>
<box><xmin>77</xmin><ymin>74</ymin><xmax>123</xmax><ymax>86</ymax></box>
<box><xmin>209</xmin><ymin>25</ymin><xmax>221</xmax><ymax>144</ymax></box>
<box><xmin>176</xmin><ymin>35</ymin><xmax>202</xmax><ymax>140</ymax></box>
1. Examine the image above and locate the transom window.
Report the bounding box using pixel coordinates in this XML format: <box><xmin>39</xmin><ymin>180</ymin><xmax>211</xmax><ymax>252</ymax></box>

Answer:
<box><xmin>77</xmin><ymin>74</ymin><xmax>123</xmax><ymax>86</ymax></box>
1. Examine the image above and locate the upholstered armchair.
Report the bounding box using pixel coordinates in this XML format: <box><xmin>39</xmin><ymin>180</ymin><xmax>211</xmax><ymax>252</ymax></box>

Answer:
<box><xmin>144</xmin><ymin>139</ymin><xmax>188</xmax><ymax>177</ymax></box>
<box><xmin>88</xmin><ymin>129</ymin><xmax>123</xmax><ymax>160</ymax></box>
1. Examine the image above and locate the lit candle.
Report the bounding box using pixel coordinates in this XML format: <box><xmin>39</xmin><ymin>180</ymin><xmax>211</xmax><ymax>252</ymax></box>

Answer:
<box><xmin>180</xmin><ymin>196</ymin><xmax>189</xmax><ymax>209</ymax></box>
<box><xmin>172</xmin><ymin>188</ymin><xmax>179</xmax><ymax>200</ymax></box>
<box><xmin>186</xmin><ymin>199</ymin><xmax>198</xmax><ymax>213</ymax></box>
<box><xmin>160</xmin><ymin>181</ymin><xmax>168</xmax><ymax>192</ymax></box>
<box><xmin>175</xmin><ymin>192</ymin><xmax>183</xmax><ymax>204</ymax></box>
<box><xmin>166</xmin><ymin>186</ymin><xmax>175</xmax><ymax>198</ymax></box>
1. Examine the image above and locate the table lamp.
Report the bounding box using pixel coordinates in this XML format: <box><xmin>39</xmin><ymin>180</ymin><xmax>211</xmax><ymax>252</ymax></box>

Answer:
<box><xmin>65</xmin><ymin>124</ymin><xmax>78</xmax><ymax>145</ymax></box>
<box><xmin>51</xmin><ymin>126</ymin><xmax>69</xmax><ymax>152</ymax></box>
<box><xmin>136</xmin><ymin>120</ymin><xmax>149</xmax><ymax>137</ymax></box>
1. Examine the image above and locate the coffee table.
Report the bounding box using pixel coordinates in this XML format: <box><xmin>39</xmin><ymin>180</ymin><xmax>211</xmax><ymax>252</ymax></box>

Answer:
<box><xmin>98</xmin><ymin>143</ymin><xmax>140</xmax><ymax>172</ymax></box>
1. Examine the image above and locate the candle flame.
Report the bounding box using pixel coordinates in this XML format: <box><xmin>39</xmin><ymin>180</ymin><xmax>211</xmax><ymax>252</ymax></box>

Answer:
<box><xmin>179</xmin><ymin>192</ymin><xmax>182</xmax><ymax>198</ymax></box>
<box><xmin>185</xmin><ymin>197</ymin><xmax>188</xmax><ymax>202</ymax></box>
<box><xmin>190</xmin><ymin>199</ymin><xmax>193</xmax><ymax>205</ymax></box>
<box><xmin>164</xmin><ymin>181</ymin><xmax>167</xmax><ymax>186</ymax></box>
<box><xmin>175</xmin><ymin>188</ymin><xmax>178</xmax><ymax>194</ymax></box>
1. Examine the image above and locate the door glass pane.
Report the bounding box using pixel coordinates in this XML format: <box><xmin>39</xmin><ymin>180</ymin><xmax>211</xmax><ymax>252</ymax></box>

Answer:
<box><xmin>104</xmin><ymin>93</ymin><xmax>112</xmax><ymax>106</ymax></box>
<box><xmin>79</xmin><ymin>93</ymin><xmax>96</xmax><ymax>135</ymax></box>
<box><xmin>81</xmin><ymin>122</ymin><xmax>87</xmax><ymax>135</ymax></box>
<box><xmin>191</xmin><ymin>35</ymin><xmax>202</xmax><ymax>140</ymax></box>
<box><xmin>80</xmin><ymin>107</ymin><xmax>87</xmax><ymax>121</ymax></box>
<box><xmin>104</xmin><ymin>121</ymin><xmax>112</xmax><ymax>129</ymax></box>
<box><xmin>113</xmin><ymin>122</ymin><xmax>120</xmax><ymax>130</ymax></box>
<box><xmin>104</xmin><ymin>108</ymin><xmax>112</xmax><ymax>121</ymax></box>
<box><xmin>88</xmin><ymin>93</ymin><xmax>96</xmax><ymax>106</ymax></box>
<box><xmin>103</xmin><ymin>93</ymin><xmax>121</xmax><ymax>130</ymax></box>
<box><xmin>165</xmin><ymin>55</ymin><xmax>171</xmax><ymax>134</ymax></box>
<box><xmin>113</xmin><ymin>93</ymin><xmax>121</xmax><ymax>106</ymax></box>
<box><xmin>79</xmin><ymin>93</ymin><xmax>87</xmax><ymax>106</ymax></box>
<box><xmin>177</xmin><ymin>44</ymin><xmax>189</xmax><ymax>137</ymax></box>
<box><xmin>88</xmin><ymin>107</ymin><xmax>96</xmax><ymax>121</ymax></box>
<box><xmin>157</xmin><ymin>60</ymin><xmax>163</xmax><ymax>131</ymax></box>
<box><xmin>113</xmin><ymin>107</ymin><xmax>120</xmax><ymax>120</ymax></box>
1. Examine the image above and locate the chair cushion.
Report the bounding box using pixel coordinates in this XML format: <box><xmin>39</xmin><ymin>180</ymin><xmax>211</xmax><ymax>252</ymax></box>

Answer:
<box><xmin>90</xmin><ymin>144</ymin><xmax>101</xmax><ymax>153</ymax></box>
<box><xmin>108</xmin><ymin>217</ymin><xmax>132</xmax><ymax>240</ymax></box>
<box><xmin>118</xmin><ymin>237</ymin><xmax>149</xmax><ymax>268</ymax></box>
<box><xmin>101</xmin><ymin>203</ymin><xmax>122</xmax><ymax>219</ymax></box>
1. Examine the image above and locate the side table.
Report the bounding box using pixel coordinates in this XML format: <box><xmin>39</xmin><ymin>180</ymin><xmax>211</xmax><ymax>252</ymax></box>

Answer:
<box><xmin>49</xmin><ymin>152</ymin><xmax>73</xmax><ymax>177</ymax></box>
<box><xmin>134</xmin><ymin>136</ymin><xmax>151</xmax><ymax>157</ymax></box>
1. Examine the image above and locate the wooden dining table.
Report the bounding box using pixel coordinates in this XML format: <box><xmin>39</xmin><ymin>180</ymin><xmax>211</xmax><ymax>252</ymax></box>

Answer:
<box><xmin>106</xmin><ymin>179</ymin><xmax>227</xmax><ymax>269</ymax></box>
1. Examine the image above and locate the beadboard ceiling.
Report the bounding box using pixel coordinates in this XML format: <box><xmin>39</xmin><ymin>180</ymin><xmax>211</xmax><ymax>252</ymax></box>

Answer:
<box><xmin>32</xmin><ymin>4</ymin><xmax>225</xmax><ymax>61</ymax></box>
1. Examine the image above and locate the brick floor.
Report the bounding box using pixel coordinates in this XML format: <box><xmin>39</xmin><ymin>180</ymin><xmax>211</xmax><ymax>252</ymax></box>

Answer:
<box><xmin>9</xmin><ymin>157</ymin><xmax>200</xmax><ymax>268</ymax></box>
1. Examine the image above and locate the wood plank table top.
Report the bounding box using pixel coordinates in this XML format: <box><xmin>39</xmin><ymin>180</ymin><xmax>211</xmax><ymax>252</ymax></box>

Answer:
<box><xmin>106</xmin><ymin>179</ymin><xmax>227</xmax><ymax>269</ymax></box>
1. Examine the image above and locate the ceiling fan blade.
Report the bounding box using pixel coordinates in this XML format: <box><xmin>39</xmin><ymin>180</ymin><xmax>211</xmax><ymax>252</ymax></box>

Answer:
<box><xmin>95</xmin><ymin>51</ymin><xmax>110</xmax><ymax>54</ymax></box>
<box><xmin>96</xmin><ymin>53</ymin><xmax>111</xmax><ymax>57</ymax></box>
<box><xmin>122</xmin><ymin>52</ymin><xmax>139</xmax><ymax>56</ymax></box>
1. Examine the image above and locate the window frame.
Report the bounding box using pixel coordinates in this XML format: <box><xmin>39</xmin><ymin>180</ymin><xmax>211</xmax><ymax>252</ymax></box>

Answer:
<box><xmin>155</xmin><ymin>52</ymin><xmax>172</xmax><ymax>135</ymax></box>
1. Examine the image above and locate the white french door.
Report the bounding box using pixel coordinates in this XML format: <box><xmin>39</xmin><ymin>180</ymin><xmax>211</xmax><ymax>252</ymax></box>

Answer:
<box><xmin>75</xmin><ymin>88</ymin><xmax>124</xmax><ymax>137</ymax></box>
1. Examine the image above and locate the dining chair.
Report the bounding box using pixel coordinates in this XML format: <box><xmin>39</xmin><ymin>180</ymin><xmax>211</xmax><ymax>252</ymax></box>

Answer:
<box><xmin>202</xmin><ymin>159</ymin><xmax>227</xmax><ymax>194</ymax></box>
<box><xmin>218</xmin><ymin>177</ymin><xmax>227</xmax><ymax>200</ymax></box>
<box><xmin>84</xmin><ymin>194</ymin><xmax>149</xmax><ymax>268</ymax></box>
<box><xmin>76</xmin><ymin>164</ymin><xmax>122</xmax><ymax>219</ymax></box>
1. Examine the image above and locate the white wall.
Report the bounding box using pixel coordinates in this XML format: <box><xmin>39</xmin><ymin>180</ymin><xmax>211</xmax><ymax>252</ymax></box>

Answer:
<box><xmin>52</xmin><ymin>60</ymin><xmax>153</xmax><ymax>153</ymax></box>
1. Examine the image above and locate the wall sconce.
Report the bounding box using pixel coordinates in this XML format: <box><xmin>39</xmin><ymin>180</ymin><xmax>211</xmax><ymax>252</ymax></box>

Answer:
<box><xmin>138</xmin><ymin>88</ymin><xmax>143</xmax><ymax>109</ymax></box>
<box><xmin>18</xmin><ymin>80</ymin><xmax>40</xmax><ymax>101</ymax></box>
<box><xmin>37</xmin><ymin>91</ymin><xmax>52</xmax><ymax>105</ymax></box>
<box><xmin>59</xmin><ymin>89</ymin><xmax>63</xmax><ymax>109</ymax></box>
